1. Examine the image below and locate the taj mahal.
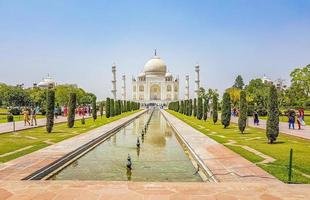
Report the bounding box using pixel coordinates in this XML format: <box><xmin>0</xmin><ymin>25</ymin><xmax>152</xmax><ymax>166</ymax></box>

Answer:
<box><xmin>111</xmin><ymin>51</ymin><xmax>201</xmax><ymax>105</ymax></box>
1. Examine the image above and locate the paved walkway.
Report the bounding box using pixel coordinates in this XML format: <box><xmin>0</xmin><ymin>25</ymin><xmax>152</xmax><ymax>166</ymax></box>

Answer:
<box><xmin>161</xmin><ymin>110</ymin><xmax>278</xmax><ymax>183</ymax></box>
<box><xmin>230</xmin><ymin>116</ymin><xmax>310</xmax><ymax>140</ymax></box>
<box><xmin>0</xmin><ymin>115</ymin><xmax>91</xmax><ymax>134</ymax></box>
<box><xmin>0</xmin><ymin>110</ymin><xmax>146</xmax><ymax>180</ymax></box>
<box><xmin>0</xmin><ymin>181</ymin><xmax>309</xmax><ymax>200</ymax></box>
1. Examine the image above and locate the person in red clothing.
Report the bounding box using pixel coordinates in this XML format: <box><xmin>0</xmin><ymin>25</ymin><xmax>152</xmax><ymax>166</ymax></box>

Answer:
<box><xmin>63</xmin><ymin>106</ymin><xmax>68</xmax><ymax>117</ymax></box>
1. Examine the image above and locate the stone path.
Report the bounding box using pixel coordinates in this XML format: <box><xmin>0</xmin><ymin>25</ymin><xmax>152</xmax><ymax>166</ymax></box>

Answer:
<box><xmin>0</xmin><ymin>110</ymin><xmax>146</xmax><ymax>181</ymax></box>
<box><xmin>0</xmin><ymin>115</ymin><xmax>91</xmax><ymax>134</ymax></box>
<box><xmin>161</xmin><ymin>110</ymin><xmax>278</xmax><ymax>183</ymax></box>
<box><xmin>0</xmin><ymin>181</ymin><xmax>309</xmax><ymax>200</ymax></box>
<box><xmin>230</xmin><ymin>116</ymin><xmax>310</xmax><ymax>140</ymax></box>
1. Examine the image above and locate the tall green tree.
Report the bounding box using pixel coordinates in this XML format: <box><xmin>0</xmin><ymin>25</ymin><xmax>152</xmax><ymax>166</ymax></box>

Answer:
<box><xmin>221</xmin><ymin>92</ymin><xmax>232</xmax><ymax>128</ymax></box>
<box><xmin>92</xmin><ymin>96</ymin><xmax>97</xmax><ymax>120</ymax></box>
<box><xmin>238</xmin><ymin>91</ymin><xmax>248</xmax><ymax>134</ymax></box>
<box><xmin>197</xmin><ymin>97</ymin><xmax>203</xmax><ymax>120</ymax></box>
<box><xmin>46</xmin><ymin>89</ymin><xmax>55</xmax><ymax>133</ymax></box>
<box><xmin>193</xmin><ymin>98</ymin><xmax>197</xmax><ymax>117</ymax></box>
<box><xmin>266</xmin><ymin>85</ymin><xmax>280</xmax><ymax>144</ymax></box>
<box><xmin>212</xmin><ymin>94</ymin><xmax>218</xmax><ymax>124</ymax></box>
<box><xmin>289</xmin><ymin>64</ymin><xmax>310</xmax><ymax>106</ymax></box>
<box><xmin>203</xmin><ymin>99</ymin><xmax>209</xmax><ymax>121</ymax></box>
<box><xmin>233</xmin><ymin>75</ymin><xmax>245</xmax><ymax>89</ymax></box>
<box><xmin>67</xmin><ymin>93</ymin><xmax>77</xmax><ymax>128</ymax></box>
<box><xmin>106</xmin><ymin>98</ymin><xmax>111</xmax><ymax>118</ymax></box>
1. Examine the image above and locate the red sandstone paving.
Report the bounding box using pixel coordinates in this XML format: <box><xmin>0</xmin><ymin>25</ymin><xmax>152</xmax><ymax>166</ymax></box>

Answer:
<box><xmin>0</xmin><ymin>181</ymin><xmax>309</xmax><ymax>200</ymax></box>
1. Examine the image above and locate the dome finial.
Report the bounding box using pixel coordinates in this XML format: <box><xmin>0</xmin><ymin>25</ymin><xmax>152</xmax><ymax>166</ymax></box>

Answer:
<box><xmin>154</xmin><ymin>49</ymin><xmax>157</xmax><ymax>56</ymax></box>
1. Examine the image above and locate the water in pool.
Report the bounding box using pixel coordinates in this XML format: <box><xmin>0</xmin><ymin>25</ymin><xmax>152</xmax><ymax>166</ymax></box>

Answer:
<box><xmin>49</xmin><ymin>109</ymin><xmax>202</xmax><ymax>182</ymax></box>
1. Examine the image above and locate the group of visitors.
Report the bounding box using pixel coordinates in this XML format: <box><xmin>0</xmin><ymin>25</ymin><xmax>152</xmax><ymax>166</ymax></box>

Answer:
<box><xmin>288</xmin><ymin>109</ymin><xmax>306</xmax><ymax>130</ymax></box>
<box><xmin>22</xmin><ymin>106</ymin><xmax>39</xmax><ymax>126</ymax></box>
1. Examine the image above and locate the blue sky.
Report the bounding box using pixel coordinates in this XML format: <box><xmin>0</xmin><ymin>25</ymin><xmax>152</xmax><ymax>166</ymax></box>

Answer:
<box><xmin>0</xmin><ymin>0</ymin><xmax>309</xmax><ymax>100</ymax></box>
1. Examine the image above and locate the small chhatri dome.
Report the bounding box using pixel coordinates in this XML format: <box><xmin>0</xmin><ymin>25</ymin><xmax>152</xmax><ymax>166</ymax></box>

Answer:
<box><xmin>143</xmin><ymin>50</ymin><xmax>167</xmax><ymax>76</ymax></box>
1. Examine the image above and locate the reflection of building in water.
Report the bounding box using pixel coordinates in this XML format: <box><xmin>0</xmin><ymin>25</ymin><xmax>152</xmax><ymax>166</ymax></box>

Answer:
<box><xmin>131</xmin><ymin>51</ymin><xmax>179</xmax><ymax>104</ymax></box>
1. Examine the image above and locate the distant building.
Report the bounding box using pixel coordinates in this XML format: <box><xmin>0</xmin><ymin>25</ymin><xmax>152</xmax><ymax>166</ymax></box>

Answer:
<box><xmin>38</xmin><ymin>75</ymin><xmax>56</xmax><ymax>88</ymax></box>
<box><xmin>260</xmin><ymin>75</ymin><xmax>287</xmax><ymax>90</ymax></box>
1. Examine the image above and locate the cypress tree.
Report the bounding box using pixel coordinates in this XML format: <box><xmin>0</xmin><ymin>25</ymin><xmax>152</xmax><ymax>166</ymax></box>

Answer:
<box><xmin>197</xmin><ymin>97</ymin><xmax>203</xmax><ymax>120</ymax></box>
<box><xmin>238</xmin><ymin>90</ymin><xmax>248</xmax><ymax>134</ymax></box>
<box><xmin>221</xmin><ymin>92</ymin><xmax>231</xmax><ymax>128</ymax></box>
<box><xmin>106</xmin><ymin>98</ymin><xmax>110</xmax><ymax>118</ymax></box>
<box><xmin>118</xmin><ymin>100</ymin><xmax>122</xmax><ymax>114</ymax></box>
<box><xmin>115</xmin><ymin>100</ymin><xmax>120</xmax><ymax>115</ymax></box>
<box><xmin>184</xmin><ymin>100</ymin><xmax>188</xmax><ymax>115</ymax></box>
<box><xmin>203</xmin><ymin>99</ymin><xmax>209</xmax><ymax>121</ymax></box>
<box><xmin>180</xmin><ymin>100</ymin><xmax>184</xmax><ymax>114</ymax></box>
<box><xmin>189</xmin><ymin>99</ymin><xmax>193</xmax><ymax>116</ymax></box>
<box><xmin>127</xmin><ymin>101</ymin><xmax>131</xmax><ymax>111</ymax></box>
<box><xmin>67</xmin><ymin>93</ymin><xmax>77</xmax><ymax>128</ymax></box>
<box><xmin>266</xmin><ymin>85</ymin><xmax>279</xmax><ymax>144</ymax></box>
<box><xmin>92</xmin><ymin>96</ymin><xmax>97</xmax><ymax>120</ymax></box>
<box><xmin>212</xmin><ymin>94</ymin><xmax>218</xmax><ymax>124</ymax></box>
<box><xmin>193</xmin><ymin>98</ymin><xmax>197</xmax><ymax>117</ymax></box>
<box><xmin>110</xmin><ymin>99</ymin><xmax>115</xmax><ymax>117</ymax></box>
<box><xmin>46</xmin><ymin>89</ymin><xmax>55</xmax><ymax>133</ymax></box>
<box><xmin>100</xmin><ymin>102</ymin><xmax>104</xmax><ymax>118</ymax></box>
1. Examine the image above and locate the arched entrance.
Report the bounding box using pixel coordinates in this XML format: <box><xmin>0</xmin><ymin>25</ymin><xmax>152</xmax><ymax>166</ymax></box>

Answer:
<box><xmin>150</xmin><ymin>84</ymin><xmax>161</xmax><ymax>100</ymax></box>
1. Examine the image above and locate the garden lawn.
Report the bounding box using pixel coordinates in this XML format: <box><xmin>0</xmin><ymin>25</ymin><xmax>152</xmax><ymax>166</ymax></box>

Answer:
<box><xmin>0</xmin><ymin>115</ymin><xmax>45</xmax><ymax>123</ymax></box>
<box><xmin>168</xmin><ymin>110</ymin><xmax>310</xmax><ymax>184</ymax></box>
<box><xmin>0</xmin><ymin>110</ymin><xmax>139</xmax><ymax>163</ymax></box>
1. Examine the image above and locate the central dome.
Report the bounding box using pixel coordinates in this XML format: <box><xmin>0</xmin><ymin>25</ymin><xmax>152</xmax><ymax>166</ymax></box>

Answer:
<box><xmin>143</xmin><ymin>55</ymin><xmax>167</xmax><ymax>76</ymax></box>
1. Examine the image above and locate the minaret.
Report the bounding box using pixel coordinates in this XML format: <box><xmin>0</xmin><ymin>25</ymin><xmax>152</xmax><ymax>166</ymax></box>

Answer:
<box><xmin>185</xmin><ymin>75</ymin><xmax>189</xmax><ymax>100</ymax></box>
<box><xmin>121</xmin><ymin>75</ymin><xmax>126</xmax><ymax>101</ymax></box>
<box><xmin>111</xmin><ymin>64</ymin><xmax>117</xmax><ymax>100</ymax></box>
<box><xmin>195</xmin><ymin>64</ymin><xmax>200</xmax><ymax>98</ymax></box>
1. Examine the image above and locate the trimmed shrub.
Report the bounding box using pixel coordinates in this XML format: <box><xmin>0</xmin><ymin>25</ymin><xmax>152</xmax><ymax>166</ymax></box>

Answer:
<box><xmin>100</xmin><ymin>102</ymin><xmax>104</xmax><ymax>118</ymax></box>
<box><xmin>212</xmin><ymin>94</ymin><xmax>218</xmax><ymax>124</ymax></box>
<box><xmin>266</xmin><ymin>85</ymin><xmax>279</xmax><ymax>144</ymax></box>
<box><xmin>193</xmin><ymin>98</ymin><xmax>197</xmax><ymax>117</ymax></box>
<box><xmin>92</xmin><ymin>96</ymin><xmax>97</xmax><ymax>120</ymax></box>
<box><xmin>221</xmin><ymin>92</ymin><xmax>231</xmax><ymax>128</ymax></box>
<box><xmin>189</xmin><ymin>99</ymin><xmax>193</xmax><ymax>116</ymax></box>
<box><xmin>238</xmin><ymin>90</ymin><xmax>247</xmax><ymax>134</ymax></box>
<box><xmin>7</xmin><ymin>114</ymin><xmax>14</xmax><ymax>122</ymax></box>
<box><xmin>46</xmin><ymin>89</ymin><xmax>55</xmax><ymax>133</ymax></box>
<box><xmin>197</xmin><ymin>97</ymin><xmax>203</xmax><ymax>120</ymax></box>
<box><xmin>106</xmin><ymin>98</ymin><xmax>111</xmax><ymax>118</ymax></box>
<box><xmin>110</xmin><ymin>99</ymin><xmax>115</xmax><ymax>117</ymax></box>
<box><xmin>203</xmin><ymin>99</ymin><xmax>209</xmax><ymax>121</ymax></box>
<box><xmin>67</xmin><ymin>93</ymin><xmax>77</xmax><ymax>128</ymax></box>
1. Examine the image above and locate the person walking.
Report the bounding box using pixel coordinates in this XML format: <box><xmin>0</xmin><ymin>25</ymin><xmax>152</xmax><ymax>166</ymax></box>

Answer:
<box><xmin>30</xmin><ymin>106</ymin><xmax>37</xmax><ymax>126</ymax></box>
<box><xmin>23</xmin><ymin>107</ymin><xmax>30</xmax><ymax>126</ymax></box>
<box><xmin>288</xmin><ymin>110</ymin><xmax>295</xmax><ymax>130</ymax></box>
<box><xmin>297</xmin><ymin>113</ymin><xmax>302</xmax><ymax>130</ymax></box>
<box><xmin>253</xmin><ymin>111</ymin><xmax>259</xmax><ymax>126</ymax></box>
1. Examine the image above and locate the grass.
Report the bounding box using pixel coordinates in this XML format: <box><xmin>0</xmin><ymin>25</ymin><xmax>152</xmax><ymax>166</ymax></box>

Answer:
<box><xmin>0</xmin><ymin>110</ymin><xmax>139</xmax><ymax>163</ymax></box>
<box><xmin>0</xmin><ymin>115</ymin><xmax>45</xmax><ymax>123</ymax></box>
<box><xmin>168</xmin><ymin>110</ymin><xmax>310</xmax><ymax>184</ymax></box>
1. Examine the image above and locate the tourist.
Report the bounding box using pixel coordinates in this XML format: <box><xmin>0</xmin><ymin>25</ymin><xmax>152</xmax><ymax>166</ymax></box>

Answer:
<box><xmin>22</xmin><ymin>107</ymin><xmax>30</xmax><ymax>126</ymax></box>
<box><xmin>297</xmin><ymin>113</ymin><xmax>302</xmax><ymax>130</ymax></box>
<box><xmin>288</xmin><ymin>110</ymin><xmax>295</xmax><ymax>130</ymax></box>
<box><xmin>63</xmin><ymin>106</ymin><xmax>68</xmax><ymax>117</ymax></box>
<box><xmin>30</xmin><ymin>106</ymin><xmax>37</xmax><ymax>126</ymax></box>
<box><xmin>253</xmin><ymin>111</ymin><xmax>259</xmax><ymax>126</ymax></box>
